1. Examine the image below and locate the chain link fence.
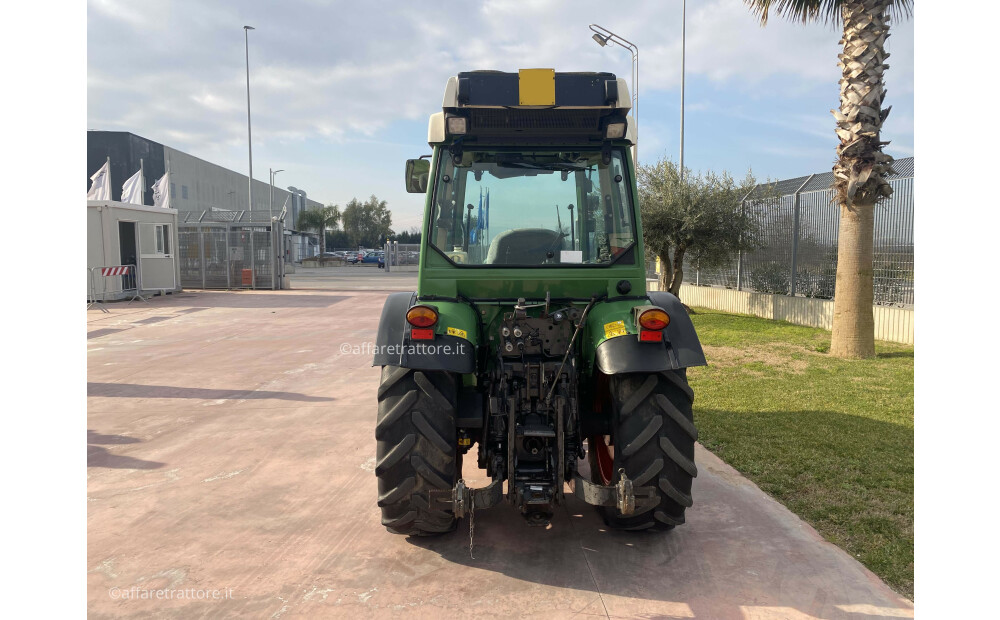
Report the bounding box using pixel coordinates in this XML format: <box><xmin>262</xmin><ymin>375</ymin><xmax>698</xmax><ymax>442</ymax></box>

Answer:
<box><xmin>683</xmin><ymin>157</ymin><xmax>913</xmax><ymax>307</ymax></box>
<box><xmin>178</xmin><ymin>210</ymin><xmax>285</xmax><ymax>290</ymax></box>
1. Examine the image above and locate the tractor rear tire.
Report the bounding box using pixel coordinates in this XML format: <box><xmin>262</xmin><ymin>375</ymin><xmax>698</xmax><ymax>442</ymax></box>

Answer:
<box><xmin>375</xmin><ymin>366</ymin><xmax>459</xmax><ymax>536</ymax></box>
<box><xmin>590</xmin><ymin>369</ymin><xmax>698</xmax><ymax>531</ymax></box>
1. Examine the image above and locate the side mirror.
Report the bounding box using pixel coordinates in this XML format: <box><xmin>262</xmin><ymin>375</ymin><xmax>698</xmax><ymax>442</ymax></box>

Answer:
<box><xmin>405</xmin><ymin>158</ymin><xmax>431</xmax><ymax>193</ymax></box>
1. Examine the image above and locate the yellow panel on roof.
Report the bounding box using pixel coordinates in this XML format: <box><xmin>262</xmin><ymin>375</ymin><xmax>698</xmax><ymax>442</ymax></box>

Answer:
<box><xmin>519</xmin><ymin>68</ymin><xmax>555</xmax><ymax>105</ymax></box>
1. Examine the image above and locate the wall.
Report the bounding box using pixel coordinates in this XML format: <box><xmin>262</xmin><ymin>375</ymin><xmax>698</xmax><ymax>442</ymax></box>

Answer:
<box><xmin>646</xmin><ymin>281</ymin><xmax>914</xmax><ymax>345</ymax></box>
<box><xmin>162</xmin><ymin>146</ymin><xmax>322</xmax><ymax>219</ymax></box>
<box><xmin>87</xmin><ymin>132</ymin><xmax>167</xmax><ymax>206</ymax></box>
<box><xmin>88</xmin><ymin>132</ymin><xmax>323</xmax><ymax>224</ymax></box>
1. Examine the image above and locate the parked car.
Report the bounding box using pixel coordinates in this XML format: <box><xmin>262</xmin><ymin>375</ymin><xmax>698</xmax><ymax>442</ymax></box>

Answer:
<box><xmin>358</xmin><ymin>251</ymin><xmax>384</xmax><ymax>267</ymax></box>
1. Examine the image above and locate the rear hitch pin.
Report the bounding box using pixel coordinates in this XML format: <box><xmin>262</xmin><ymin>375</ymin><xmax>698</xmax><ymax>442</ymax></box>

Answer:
<box><xmin>616</xmin><ymin>468</ymin><xmax>635</xmax><ymax>515</ymax></box>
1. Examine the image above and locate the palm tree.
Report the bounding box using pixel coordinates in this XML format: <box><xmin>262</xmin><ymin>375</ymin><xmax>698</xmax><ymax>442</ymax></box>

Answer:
<box><xmin>744</xmin><ymin>0</ymin><xmax>912</xmax><ymax>358</ymax></box>
<box><xmin>297</xmin><ymin>204</ymin><xmax>341</xmax><ymax>257</ymax></box>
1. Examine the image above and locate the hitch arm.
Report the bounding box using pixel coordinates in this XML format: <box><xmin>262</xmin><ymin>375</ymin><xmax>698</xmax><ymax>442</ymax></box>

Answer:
<box><xmin>572</xmin><ymin>469</ymin><xmax>655</xmax><ymax>515</ymax></box>
<box><xmin>429</xmin><ymin>478</ymin><xmax>503</xmax><ymax>519</ymax></box>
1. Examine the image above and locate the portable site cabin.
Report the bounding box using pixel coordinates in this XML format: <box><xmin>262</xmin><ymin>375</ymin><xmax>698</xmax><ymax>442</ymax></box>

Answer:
<box><xmin>87</xmin><ymin>200</ymin><xmax>181</xmax><ymax>299</ymax></box>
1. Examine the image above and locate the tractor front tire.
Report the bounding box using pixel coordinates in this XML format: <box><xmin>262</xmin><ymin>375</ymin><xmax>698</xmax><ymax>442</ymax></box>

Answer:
<box><xmin>590</xmin><ymin>370</ymin><xmax>698</xmax><ymax>531</ymax></box>
<box><xmin>375</xmin><ymin>366</ymin><xmax>459</xmax><ymax>536</ymax></box>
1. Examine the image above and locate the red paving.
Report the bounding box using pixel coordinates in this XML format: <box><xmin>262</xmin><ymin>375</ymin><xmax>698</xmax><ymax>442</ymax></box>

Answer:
<box><xmin>87</xmin><ymin>289</ymin><xmax>913</xmax><ymax>618</ymax></box>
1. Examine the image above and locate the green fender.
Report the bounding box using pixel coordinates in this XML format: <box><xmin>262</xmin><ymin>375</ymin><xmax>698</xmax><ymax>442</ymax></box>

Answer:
<box><xmin>372</xmin><ymin>293</ymin><xmax>479</xmax><ymax>373</ymax></box>
<box><xmin>582</xmin><ymin>292</ymin><xmax>706</xmax><ymax>374</ymax></box>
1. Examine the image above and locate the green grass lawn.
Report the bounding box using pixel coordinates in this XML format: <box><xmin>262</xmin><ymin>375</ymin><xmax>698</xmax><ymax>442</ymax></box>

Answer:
<box><xmin>686</xmin><ymin>308</ymin><xmax>914</xmax><ymax>599</ymax></box>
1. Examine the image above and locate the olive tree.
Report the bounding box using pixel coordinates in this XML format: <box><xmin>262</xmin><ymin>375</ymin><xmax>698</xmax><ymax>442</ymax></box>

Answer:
<box><xmin>638</xmin><ymin>159</ymin><xmax>762</xmax><ymax>299</ymax></box>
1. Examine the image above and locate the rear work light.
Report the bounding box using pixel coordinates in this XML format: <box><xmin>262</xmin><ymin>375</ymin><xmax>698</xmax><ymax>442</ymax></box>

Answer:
<box><xmin>447</xmin><ymin>116</ymin><xmax>468</xmax><ymax>135</ymax></box>
<box><xmin>637</xmin><ymin>308</ymin><xmax>670</xmax><ymax>331</ymax></box>
<box><xmin>605</xmin><ymin>122</ymin><xmax>626</xmax><ymax>139</ymax></box>
<box><xmin>406</xmin><ymin>305</ymin><xmax>438</xmax><ymax>328</ymax></box>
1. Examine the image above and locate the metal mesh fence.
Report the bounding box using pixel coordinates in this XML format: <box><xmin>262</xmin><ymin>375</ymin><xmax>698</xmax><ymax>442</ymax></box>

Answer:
<box><xmin>177</xmin><ymin>210</ymin><xmax>284</xmax><ymax>290</ymax></box>
<box><xmin>682</xmin><ymin>158</ymin><xmax>913</xmax><ymax>307</ymax></box>
<box><xmin>384</xmin><ymin>242</ymin><xmax>421</xmax><ymax>268</ymax></box>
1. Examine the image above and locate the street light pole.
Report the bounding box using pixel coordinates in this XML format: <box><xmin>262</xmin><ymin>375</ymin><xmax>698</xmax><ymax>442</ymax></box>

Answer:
<box><xmin>244</xmin><ymin>25</ymin><xmax>255</xmax><ymax>212</ymax></box>
<box><xmin>243</xmin><ymin>25</ymin><xmax>255</xmax><ymax>289</ymax></box>
<box><xmin>269</xmin><ymin>168</ymin><xmax>283</xmax><ymax>292</ymax></box>
<box><xmin>589</xmin><ymin>24</ymin><xmax>638</xmax><ymax>165</ymax></box>
<box><xmin>269</xmin><ymin>168</ymin><xmax>283</xmax><ymax>222</ymax></box>
<box><xmin>680</xmin><ymin>0</ymin><xmax>686</xmax><ymax>181</ymax></box>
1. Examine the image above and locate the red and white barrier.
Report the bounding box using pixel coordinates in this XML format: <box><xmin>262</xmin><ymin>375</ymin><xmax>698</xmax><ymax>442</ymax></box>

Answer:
<box><xmin>89</xmin><ymin>264</ymin><xmax>146</xmax><ymax>306</ymax></box>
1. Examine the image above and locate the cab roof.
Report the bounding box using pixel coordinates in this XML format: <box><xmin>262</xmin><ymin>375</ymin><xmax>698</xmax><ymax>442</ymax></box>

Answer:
<box><xmin>430</xmin><ymin>69</ymin><xmax>634</xmax><ymax>144</ymax></box>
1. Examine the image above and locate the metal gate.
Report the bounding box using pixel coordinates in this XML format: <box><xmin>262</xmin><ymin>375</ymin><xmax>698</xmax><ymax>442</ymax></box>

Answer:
<box><xmin>178</xmin><ymin>210</ymin><xmax>285</xmax><ymax>290</ymax></box>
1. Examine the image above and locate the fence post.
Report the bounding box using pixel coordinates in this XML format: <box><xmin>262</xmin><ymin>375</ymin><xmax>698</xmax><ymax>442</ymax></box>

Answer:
<box><xmin>225</xmin><ymin>228</ymin><xmax>232</xmax><ymax>289</ymax></box>
<box><xmin>199</xmin><ymin>228</ymin><xmax>206</xmax><ymax>289</ymax></box>
<box><xmin>736</xmin><ymin>200</ymin><xmax>744</xmax><ymax>291</ymax></box>
<box><xmin>249</xmin><ymin>220</ymin><xmax>256</xmax><ymax>291</ymax></box>
<box><xmin>270</xmin><ymin>222</ymin><xmax>275</xmax><ymax>291</ymax></box>
<box><xmin>87</xmin><ymin>268</ymin><xmax>109</xmax><ymax>313</ymax></box>
<box><xmin>789</xmin><ymin>174</ymin><xmax>814</xmax><ymax>297</ymax></box>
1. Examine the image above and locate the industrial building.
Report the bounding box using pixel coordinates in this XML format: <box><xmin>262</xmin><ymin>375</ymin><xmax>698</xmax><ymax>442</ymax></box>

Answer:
<box><xmin>87</xmin><ymin>131</ymin><xmax>325</xmax><ymax>292</ymax></box>
<box><xmin>86</xmin><ymin>131</ymin><xmax>324</xmax><ymax>233</ymax></box>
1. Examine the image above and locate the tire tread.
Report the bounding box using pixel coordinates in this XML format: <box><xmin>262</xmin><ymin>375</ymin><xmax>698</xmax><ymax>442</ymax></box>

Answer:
<box><xmin>376</xmin><ymin>366</ymin><xmax>458</xmax><ymax>536</ymax></box>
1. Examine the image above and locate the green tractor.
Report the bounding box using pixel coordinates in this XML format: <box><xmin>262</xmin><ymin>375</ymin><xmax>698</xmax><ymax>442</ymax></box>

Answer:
<box><xmin>374</xmin><ymin>69</ymin><xmax>706</xmax><ymax>534</ymax></box>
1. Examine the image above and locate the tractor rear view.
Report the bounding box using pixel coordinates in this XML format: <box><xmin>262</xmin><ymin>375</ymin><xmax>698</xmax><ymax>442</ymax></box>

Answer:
<box><xmin>374</xmin><ymin>69</ymin><xmax>706</xmax><ymax>534</ymax></box>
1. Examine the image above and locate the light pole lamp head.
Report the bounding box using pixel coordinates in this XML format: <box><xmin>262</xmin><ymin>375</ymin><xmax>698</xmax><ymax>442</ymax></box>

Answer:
<box><xmin>244</xmin><ymin>25</ymin><xmax>255</xmax><ymax>31</ymax></box>
<box><xmin>592</xmin><ymin>33</ymin><xmax>609</xmax><ymax>47</ymax></box>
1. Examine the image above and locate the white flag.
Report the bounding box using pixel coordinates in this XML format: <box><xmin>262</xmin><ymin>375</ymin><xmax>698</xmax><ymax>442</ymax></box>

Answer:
<box><xmin>151</xmin><ymin>172</ymin><xmax>170</xmax><ymax>208</ymax></box>
<box><xmin>121</xmin><ymin>169</ymin><xmax>144</xmax><ymax>205</ymax></box>
<box><xmin>87</xmin><ymin>160</ymin><xmax>111</xmax><ymax>200</ymax></box>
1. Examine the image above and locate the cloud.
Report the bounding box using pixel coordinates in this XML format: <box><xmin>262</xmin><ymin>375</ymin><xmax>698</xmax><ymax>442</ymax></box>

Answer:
<box><xmin>89</xmin><ymin>0</ymin><xmax>892</xmax><ymax>151</ymax></box>
<box><xmin>88</xmin><ymin>0</ymin><xmax>913</xmax><ymax>219</ymax></box>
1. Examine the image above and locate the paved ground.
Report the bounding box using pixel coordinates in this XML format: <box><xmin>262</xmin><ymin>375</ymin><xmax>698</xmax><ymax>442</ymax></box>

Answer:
<box><xmin>285</xmin><ymin>265</ymin><xmax>417</xmax><ymax>291</ymax></box>
<box><xmin>87</xmin><ymin>288</ymin><xmax>913</xmax><ymax>619</ymax></box>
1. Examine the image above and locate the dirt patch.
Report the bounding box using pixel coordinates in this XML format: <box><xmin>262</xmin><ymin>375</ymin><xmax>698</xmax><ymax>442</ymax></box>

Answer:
<box><xmin>702</xmin><ymin>343</ymin><xmax>815</xmax><ymax>375</ymax></box>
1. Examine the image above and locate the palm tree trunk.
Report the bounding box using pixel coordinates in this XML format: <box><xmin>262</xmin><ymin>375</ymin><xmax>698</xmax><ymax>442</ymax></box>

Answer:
<box><xmin>829</xmin><ymin>0</ymin><xmax>896</xmax><ymax>359</ymax></box>
<box><xmin>830</xmin><ymin>199</ymin><xmax>875</xmax><ymax>358</ymax></box>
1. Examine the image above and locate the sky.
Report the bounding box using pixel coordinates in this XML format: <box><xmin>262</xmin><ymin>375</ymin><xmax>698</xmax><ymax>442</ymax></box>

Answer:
<box><xmin>87</xmin><ymin>0</ymin><xmax>914</xmax><ymax>232</ymax></box>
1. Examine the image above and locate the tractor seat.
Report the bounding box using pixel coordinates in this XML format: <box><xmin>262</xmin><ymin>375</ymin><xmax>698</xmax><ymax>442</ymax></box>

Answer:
<box><xmin>485</xmin><ymin>228</ymin><xmax>563</xmax><ymax>265</ymax></box>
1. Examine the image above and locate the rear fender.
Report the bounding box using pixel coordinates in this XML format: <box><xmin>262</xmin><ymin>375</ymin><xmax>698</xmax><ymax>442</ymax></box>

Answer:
<box><xmin>584</xmin><ymin>292</ymin><xmax>706</xmax><ymax>374</ymax></box>
<box><xmin>372</xmin><ymin>292</ymin><xmax>478</xmax><ymax>373</ymax></box>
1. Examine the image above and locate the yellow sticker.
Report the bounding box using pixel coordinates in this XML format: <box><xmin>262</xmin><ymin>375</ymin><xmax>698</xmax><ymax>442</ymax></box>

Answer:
<box><xmin>603</xmin><ymin>320</ymin><xmax>628</xmax><ymax>339</ymax></box>
<box><xmin>446</xmin><ymin>327</ymin><xmax>468</xmax><ymax>339</ymax></box>
<box><xmin>519</xmin><ymin>68</ymin><xmax>556</xmax><ymax>105</ymax></box>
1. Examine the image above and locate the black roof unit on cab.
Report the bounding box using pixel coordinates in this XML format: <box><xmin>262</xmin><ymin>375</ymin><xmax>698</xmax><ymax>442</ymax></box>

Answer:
<box><xmin>428</xmin><ymin>69</ymin><xmax>634</xmax><ymax>143</ymax></box>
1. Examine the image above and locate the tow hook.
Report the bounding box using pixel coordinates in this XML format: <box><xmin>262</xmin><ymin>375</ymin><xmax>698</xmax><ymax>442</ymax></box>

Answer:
<box><xmin>616</xmin><ymin>469</ymin><xmax>635</xmax><ymax>515</ymax></box>
<box><xmin>430</xmin><ymin>478</ymin><xmax>503</xmax><ymax>519</ymax></box>
<box><xmin>573</xmin><ymin>469</ymin><xmax>653</xmax><ymax>516</ymax></box>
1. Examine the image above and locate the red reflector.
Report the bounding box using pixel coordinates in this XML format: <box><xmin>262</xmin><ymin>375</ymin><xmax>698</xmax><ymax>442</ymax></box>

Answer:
<box><xmin>639</xmin><ymin>330</ymin><xmax>663</xmax><ymax>342</ymax></box>
<box><xmin>411</xmin><ymin>328</ymin><xmax>434</xmax><ymax>340</ymax></box>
